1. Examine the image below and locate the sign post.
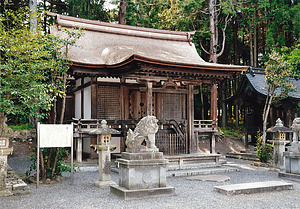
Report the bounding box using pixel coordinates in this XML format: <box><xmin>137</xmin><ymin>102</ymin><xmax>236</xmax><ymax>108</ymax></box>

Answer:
<box><xmin>37</xmin><ymin>123</ymin><xmax>74</xmax><ymax>188</ymax></box>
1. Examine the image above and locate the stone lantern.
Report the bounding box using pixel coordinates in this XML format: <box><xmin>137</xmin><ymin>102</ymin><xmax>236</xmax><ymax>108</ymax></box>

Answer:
<box><xmin>267</xmin><ymin>118</ymin><xmax>292</xmax><ymax>169</ymax></box>
<box><xmin>90</xmin><ymin>120</ymin><xmax>120</xmax><ymax>188</ymax></box>
<box><xmin>0</xmin><ymin>137</ymin><xmax>13</xmax><ymax>197</ymax></box>
<box><xmin>280</xmin><ymin>117</ymin><xmax>300</xmax><ymax>179</ymax></box>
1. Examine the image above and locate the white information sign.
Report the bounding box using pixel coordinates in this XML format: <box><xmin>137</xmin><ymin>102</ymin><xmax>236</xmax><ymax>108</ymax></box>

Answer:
<box><xmin>37</xmin><ymin>123</ymin><xmax>74</xmax><ymax>187</ymax></box>
<box><xmin>38</xmin><ymin>124</ymin><xmax>73</xmax><ymax>148</ymax></box>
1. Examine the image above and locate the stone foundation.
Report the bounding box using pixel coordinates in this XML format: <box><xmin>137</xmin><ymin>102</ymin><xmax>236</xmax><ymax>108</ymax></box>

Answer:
<box><xmin>110</xmin><ymin>152</ymin><xmax>175</xmax><ymax>199</ymax></box>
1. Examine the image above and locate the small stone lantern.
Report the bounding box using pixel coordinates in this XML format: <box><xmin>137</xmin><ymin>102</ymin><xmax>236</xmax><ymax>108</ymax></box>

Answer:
<box><xmin>0</xmin><ymin>137</ymin><xmax>13</xmax><ymax>197</ymax></box>
<box><xmin>267</xmin><ymin>118</ymin><xmax>292</xmax><ymax>169</ymax></box>
<box><xmin>90</xmin><ymin>120</ymin><xmax>120</xmax><ymax>188</ymax></box>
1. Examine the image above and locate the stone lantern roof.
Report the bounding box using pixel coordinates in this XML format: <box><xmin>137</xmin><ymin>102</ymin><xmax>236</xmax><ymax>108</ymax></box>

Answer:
<box><xmin>267</xmin><ymin>118</ymin><xmax>292</xmax><ymax>133</ymax></box>
<box><xmin>89</xmin><ymin>120</ymin><xmax>120</xmax><ymax>135</ymax></box>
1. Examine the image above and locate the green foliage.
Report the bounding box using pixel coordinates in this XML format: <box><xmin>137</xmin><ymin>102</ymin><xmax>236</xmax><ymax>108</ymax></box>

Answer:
<box><xmin>219</xmin><ymin>127</ymin><xmax>244</xmax><ymax>138</ymax></box>
<box><xmin>0</xmin><ymin>8</ymin><xmax>83</xmax><ymax>132</ymax></box>
<box><xmin>27</xmin><ymin>147</ymin><xmax>72</xmax><ymax>179</ymax></box>
<box><xmin>265</xmin><ymin>51</ymin><xmax>296</xmax><ymax>99</ymax></box>
<box><xmin>255</xmin><ymin>133</ymin><xmax>273</xmax><ymax>163</ymax></box>
<box><xmin>8</xmin><ymin>124</ymin><xmax>34</xmax><ymax>130</ymax></box>
<box><xmin>281</xmin><ymin>42</ymin><xmax>300</xmax><ymax>76</ymax></box>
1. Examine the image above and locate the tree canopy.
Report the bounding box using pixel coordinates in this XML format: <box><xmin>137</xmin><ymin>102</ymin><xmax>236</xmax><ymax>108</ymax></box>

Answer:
<box><xmin>0</xmin><ymin>5</ymin><xmax>82</xmax><ymax>134</ymax></box>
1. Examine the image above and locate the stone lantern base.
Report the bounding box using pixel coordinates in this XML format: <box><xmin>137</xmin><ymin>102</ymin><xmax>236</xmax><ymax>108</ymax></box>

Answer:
<box><xmin>0</xmin><ymin>145</ymin><xmax>13</xmax><ymax>197</ymax></box>
<box><xmin>110</xmin><ymin>152</ymin><xmax>175</xmax><ymax>199</ymax></box>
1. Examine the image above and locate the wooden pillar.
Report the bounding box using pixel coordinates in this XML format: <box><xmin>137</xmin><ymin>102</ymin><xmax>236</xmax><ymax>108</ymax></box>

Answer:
<box><xmin>76</xmin><ymin>134</ymin><xmax>82</xmax><ymax>163</ymax></box>
<box><xmin>210</xmin><ymin>133</ymin><xmax>216</xmax><ymax>154</ymax></box>
<box><xmin>81</xmin><ymin>78</ymin><xmax>84</xmax><ymax>119</ymax></box>
<box><xmin>210</xmin><ymin>83</ymin><xmax>218</xmax><ymax>154</ymax></box>
<box><xmin>146</xmin><ymin>81</ymin><xmax>153</xmax><ymax>116</ymax></box>
<box><xmin>91</xmin><ymin>77</ymin><xmax>98</xmax><ymax>119</ymax></box>
<box><xmin>188</xmin><ymin>85</ymin><xmax>196</xmax><ymax>153</ymax></box>
<box><xmin>210</xmin><ymin>83</ymin><xmax>218</xmax><ymax>124</ymax></box>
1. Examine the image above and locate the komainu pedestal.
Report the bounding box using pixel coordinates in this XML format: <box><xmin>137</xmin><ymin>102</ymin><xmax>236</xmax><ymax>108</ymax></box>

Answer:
<box><xmin>110</xmin><ymin>152</ymin><xmax>175</xmax><ymax>199</ymax></box>
<box><xmin>110</xmin><ymin>116</ymin><xmax>175</xmax><ymax>199</ymax></box>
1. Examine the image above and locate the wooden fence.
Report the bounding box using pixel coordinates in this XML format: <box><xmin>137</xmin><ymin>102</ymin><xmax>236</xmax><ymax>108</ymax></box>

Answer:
<box><xmin>156</xmin><ymin>132</ymin><xmax>188</xmax><ymax>155</ymax></box>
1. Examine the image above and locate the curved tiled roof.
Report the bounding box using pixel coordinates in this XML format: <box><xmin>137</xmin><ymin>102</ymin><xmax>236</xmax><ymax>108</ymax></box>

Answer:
<box><xmin>227</xmin><ymin>69</ymin><xmax>300</xmax><ymax>103</ymax></box>
<box><xmin>48</xmin><ymin>13</ymin><xmax>249</xmax><ymax>76</ymax></box>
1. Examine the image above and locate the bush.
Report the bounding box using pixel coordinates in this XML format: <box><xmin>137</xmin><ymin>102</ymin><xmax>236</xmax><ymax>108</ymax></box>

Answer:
<box><xmin>9</xmin><ymin>124</ymin><xmax>34</xmax><ymax>130</ymax></box>
<box><xmin>27</xmin><ymin>147</ymin><xmax>72</xmax><ymax>181</ymax></box>
<box><xmin>255</xmin><ymin>133</ymin><xmax>273</xmax><ymax>163</ymax></box>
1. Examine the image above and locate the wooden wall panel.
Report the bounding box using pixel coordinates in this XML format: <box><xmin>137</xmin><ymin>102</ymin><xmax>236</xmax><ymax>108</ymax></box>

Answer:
<box><xmin>161</xmin><ymin>93</ymin><xmax>186</xmax><ymax>120</ymax></box>
<box><xmin>98</xmin><ymin>85</ymin><xmax>120</xmax><ymax>119</ymax></box>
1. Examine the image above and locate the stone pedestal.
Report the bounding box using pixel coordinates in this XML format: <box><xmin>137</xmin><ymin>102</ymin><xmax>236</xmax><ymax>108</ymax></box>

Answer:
<box><xmin>284</xmin><ymin>143</ymin><xmax>300</xmax><ymax>174</ymax></box>
<box><xmin>269</xmin><ymin>140</ymin><xmax>289</xmax><ymax>170</ymax></box>
<box><xmin>93</xmin><ymin>145</ymin><xmax>117</xmax><ymax>188</ymax></box>
<box><xmin>110</xmin><ymin>152</ymin><xmax>175</xmax><ymax>199</ymax></box>
<box><xmin>280</xmin><ymin>142</ymin><xmax>300</xmax><ymax>181</ymax></box>
<box><xmin>0</xmin><ymin>137</ymin><xmax>13</xmax><ymax>197</ymax></box>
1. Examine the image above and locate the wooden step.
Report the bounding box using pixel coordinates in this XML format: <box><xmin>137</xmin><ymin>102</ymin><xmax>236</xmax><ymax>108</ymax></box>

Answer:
<box><xmin>214</xmin><ymin>181</ymin><xmax>293</xmax><ymax>196</ymax></box>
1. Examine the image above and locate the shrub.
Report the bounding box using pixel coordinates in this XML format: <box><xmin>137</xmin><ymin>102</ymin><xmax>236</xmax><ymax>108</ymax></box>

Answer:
<box><xmin>255</xmin><ymin>133</ymin><xmax>273</xmax><ymax>163</ymax></box>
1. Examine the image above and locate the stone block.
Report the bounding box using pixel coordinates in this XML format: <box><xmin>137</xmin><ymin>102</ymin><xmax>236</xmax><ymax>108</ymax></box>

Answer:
<box><xmin>94</xmin><ymin>180</ymin><xmax>117</xmax><ymax>188</ymax></box>
<box><xmin>12</xmin><ymin>183</ymin><xmax>27</xmax><ymax>191</ymax></box>
<box><xmin>119</xmin><ymin>165</ymin><xmax>167</xmax><ymax>190</ymax></box>
<box><xmin>0</xmin><ymin>189</ymin><xmax>13</xmax><ymax>197</ymax></box>
<box><xmin>117</xmin><ymin>152</ymin><xmax>168</xmax><ymax>190</ymax></box>
<box><xmin>110</xmin><ymin>185</ymin><xmax>175</xmax><ymax>200</ymax></box>
<box><xmin>121</xmin><ymin>152</ymin><xmax>163</xmax><ymax>160</ymax></box>
<box><xmin>214</xmin><ymin>181</ymin><xmax>293</xmax><ymax>196</ymax></box>
<box><xmin>112</xmin><ymin>151</ymin><xmax>175</xmax><ymax>199</ymax></box>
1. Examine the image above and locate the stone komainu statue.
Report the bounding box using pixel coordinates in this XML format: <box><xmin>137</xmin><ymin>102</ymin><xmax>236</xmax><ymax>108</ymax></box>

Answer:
<box><xmin>291</xmin><ymin>118</ymin><xmax>300</xmax><ymax>143</ymax></box>
<box><xmin>125</xmin><ymin>116</ymin><xmax>159</xmax><ymax>152</ymax></box>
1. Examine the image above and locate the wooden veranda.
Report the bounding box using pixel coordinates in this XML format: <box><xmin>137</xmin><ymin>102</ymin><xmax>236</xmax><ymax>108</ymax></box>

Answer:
<box><xmin>48</xmin><ymin>13</ymin><xmax>248</xmax><ymax>162</ymax></box>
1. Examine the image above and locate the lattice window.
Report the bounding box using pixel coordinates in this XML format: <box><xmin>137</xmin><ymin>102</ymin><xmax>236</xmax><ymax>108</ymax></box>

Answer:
<box><xmin>161</xmin><ymin>94</ymin><xmax>185</xmax><ymax>120</ymax></box>
<box><xmin>98</xmin><ymin>85</ymin><xmax>120</xmax><ymax>119</ymax></box>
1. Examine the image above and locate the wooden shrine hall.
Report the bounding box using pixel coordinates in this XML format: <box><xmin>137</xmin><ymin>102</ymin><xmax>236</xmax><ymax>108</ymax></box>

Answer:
<box><xmin>227</xmin><ymin>67</ymin><xmax>300</xmax><ymax>147</ymax></box>
<box><xmin>48</xmin><ymin>13</ymin><xmax>249</xmax><ymax>162</ymax></box>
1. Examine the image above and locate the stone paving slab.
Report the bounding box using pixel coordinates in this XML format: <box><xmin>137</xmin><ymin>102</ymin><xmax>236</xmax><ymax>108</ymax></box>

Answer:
<box><xmin>214</xmin><ymin>181</ymin><xmax>293</xmax><ymax>196</ymax></box>
<box><xmin>186</xmin><ymin>175</ymin><xmax>230</xmax><ymax>182</ymax></box>
<box><xmin>279</xmin><ymin>172</ymin><xmax>300</xmax><ymax>182</ymax></box>
<box><xmin>167</xmin><ymin>167</ymin><xmax>239</xmax><ymax>177</ymax></box>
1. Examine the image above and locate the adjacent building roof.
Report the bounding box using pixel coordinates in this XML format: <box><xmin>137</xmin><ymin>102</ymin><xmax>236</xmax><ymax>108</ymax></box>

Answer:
<box><xmin>227</xmin><ymin>67</ymin><xmax>300</xmax><ymax>104</ymax></box>
<box><xmin>48</xmin><ymin>12</ymin><xmax>249</xmax><ymax>79</ymax></box>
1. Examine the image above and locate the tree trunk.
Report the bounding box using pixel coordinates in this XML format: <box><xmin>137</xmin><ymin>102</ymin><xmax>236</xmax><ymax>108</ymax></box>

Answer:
<box><xmin>51</xmin><ymin>148</ymin><xmax>60</xmax><ymax>178</ymax></box>
<box><xmin>233</xmin><ymin>18</ymin><xmax>238</xmax><ymax>65</ymax></box>
<box><xmin>59</xmin><ymin>73</ymin><xmax>67</xmax><ymax>124</ymax></box>
<box><xmin>52</xmin><ymin>72</ymin><xmax>67</xmax><ymax>177</ymax></box>
<box><xmin>29</xmin><ymin>0</ymin><xmax>37</xmax><ymax>33</ymax></box>
<box><xmin>209</xmin><ymin>0</ymin><xmax>217</xmax><ymax>63</ymax></box>
<box><xmin>262</xmin><ymin>86</ymin><xmax>275</xmax><ymax>145</ymax></box>
<box><xmin>250</xmin><ymin>30</ymin><xmax>254</xmax><ymax>66</ymax></box>
<box><xmin>0</xmin><ymin>112</ymin><xmax>6</xmax><ymax>137</ymax></box>
<box><xmin>253</xmin><ymin>11</ymin><xmax>257</xmax><ymax>67</ymax></box>
<box><xmin>39</xmin><ymin>148</ymin><xmax>46</xmax><ymax>180</ymax></box>
<box><xmin>119</xmin><ymin>1</ymin><xmax>127</xmax><ymax>25</ymax></box>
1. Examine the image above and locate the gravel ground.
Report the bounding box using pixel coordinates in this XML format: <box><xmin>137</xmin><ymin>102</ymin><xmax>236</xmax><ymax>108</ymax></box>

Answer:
<box><xmin>1</xmin><ymin>157</ymin><xmax>300</xmax><ymax>209</ymax></box>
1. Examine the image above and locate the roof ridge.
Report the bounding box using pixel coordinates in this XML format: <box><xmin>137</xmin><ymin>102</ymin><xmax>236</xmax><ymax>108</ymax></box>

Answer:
<box><xmin>47</xmin><ymin>12</ymin><xmax>194</xmax><ymax>42</ymax></box>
